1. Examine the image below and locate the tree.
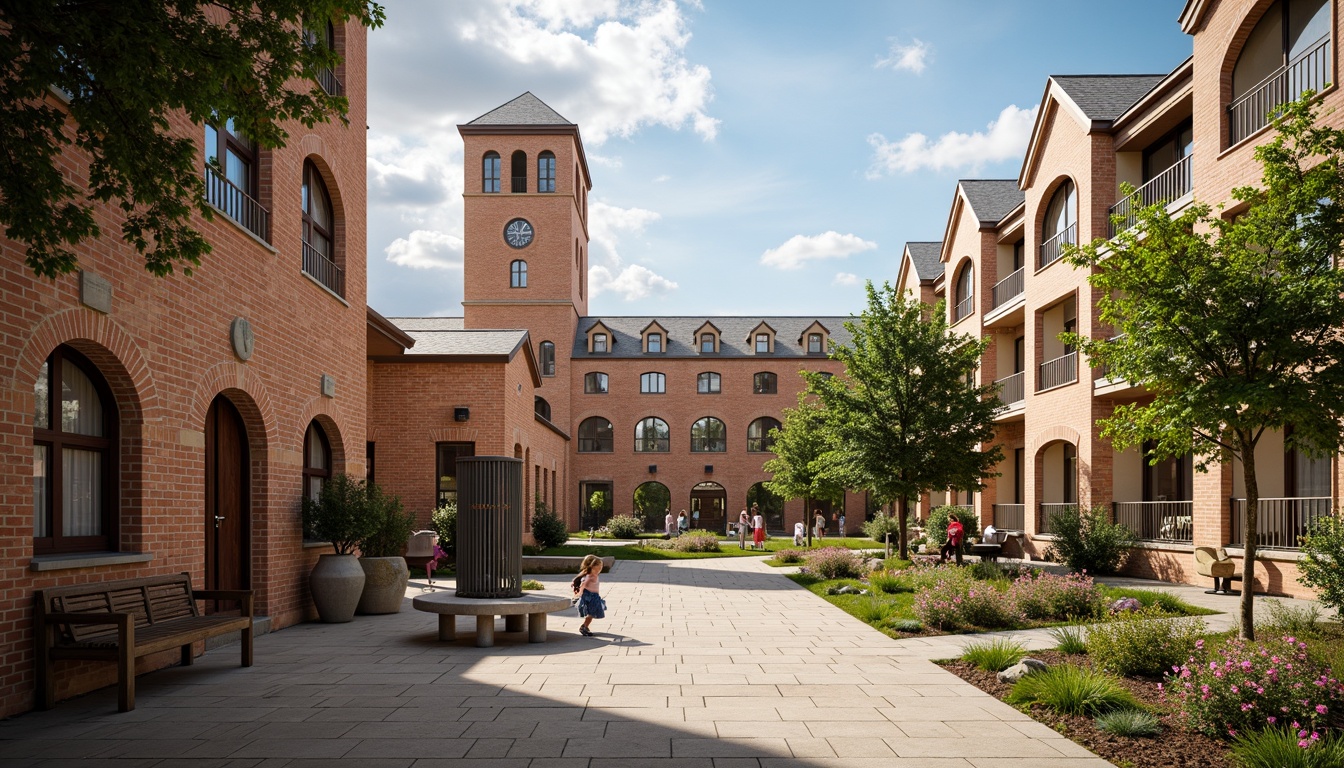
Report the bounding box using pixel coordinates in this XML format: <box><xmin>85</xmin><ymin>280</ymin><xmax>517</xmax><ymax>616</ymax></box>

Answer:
<box><xmin>807</xmin><ymin>282</ymin><xmax>1002</xmax><ymax>560</ymax></box>
<box><xmin>762</xmin><ymin>393</ymin><xmax>846</xmax><ymax>544</ymax></box>
<box><xmin>1064</xmin><ymin>97</ymin><xmax>1344</xmax><ymax>640</ymax></box>
<box><xmin>0</xmin><ymin>1</ymin><xmax>385</xmax><ymax>279</ymax></box>
<box><xmin>633</xmin><ymin>482</ymin><xmax>670</xmax><ymax>525</ymax></box>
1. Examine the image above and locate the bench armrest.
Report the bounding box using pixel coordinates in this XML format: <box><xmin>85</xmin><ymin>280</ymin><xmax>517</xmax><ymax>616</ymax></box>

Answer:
<box><xmin>193</xmin><ymin>590</ymin><xmax>254</xmax><ymax>616</ymax></box>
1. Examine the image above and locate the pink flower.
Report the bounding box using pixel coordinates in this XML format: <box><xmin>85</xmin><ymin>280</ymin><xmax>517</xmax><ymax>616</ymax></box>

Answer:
<box><xmin>1316</xmin><ymin>704</ymin><xmax>1328</xmax><ymax>714</ymax></box>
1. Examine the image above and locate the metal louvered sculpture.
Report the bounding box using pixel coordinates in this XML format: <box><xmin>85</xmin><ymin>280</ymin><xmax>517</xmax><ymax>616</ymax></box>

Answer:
<box><xmin>455</xmin><ymin>456</ymin><xmax>523</xmax><ymax>598</ymax></box>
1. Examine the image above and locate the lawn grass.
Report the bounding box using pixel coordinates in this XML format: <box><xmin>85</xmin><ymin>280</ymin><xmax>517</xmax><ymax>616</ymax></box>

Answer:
<box><xmin>1098</xmin><ymin>586</ymin><xmax>1218</xmax><ymax>617</ymax></box>
<box><xmin>543</xmin><ymin>536</ymin><xmax>883</xmax><ymax>561</ymax></box>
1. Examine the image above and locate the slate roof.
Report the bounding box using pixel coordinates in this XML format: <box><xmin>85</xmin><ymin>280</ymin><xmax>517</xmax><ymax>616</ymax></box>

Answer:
<box><xmin>467</xmin><ymin>92</ymin><xmax>573</xmax><ymax>126</ymax></box>
<box><xmin>384</xmin><ymin>319</ymin><xmax>524</xmax><ymax>357</ymax></box>
<box><xmin>959</xmin><ymin>180</ymin><xmax>1024</xmax><ymax>225</ymax></box>
<box><xmin>1051</xmin><ymin>75</ymin><xmax>1167</xmax><ymax>123</ymax></box>
<box><xmin>571</xmin><ymin>317</ymin><xmax>853</xmax><ymax>359</ymax></box>
<box><xmin>904</xmin><ymin>242</ymin><xmax>944</xmax><ymax>281</ymax></box>
<box><xmin>387</xmin><ymin>317</ymin><xmax>464</xmax><ymax>331</ymax></box>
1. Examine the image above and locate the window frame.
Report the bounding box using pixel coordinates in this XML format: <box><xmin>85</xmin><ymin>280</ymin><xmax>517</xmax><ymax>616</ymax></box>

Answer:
<box><xmin>510</xmin><ymin>259</ymin><xmax>528</xmax><ymax>288</ymax></box>
<box><xmin>697</xmin><ymin>372</ymin><xmax>721</xmax><ymax>394</ymax></box>
<box><xmin>592</xmin><ymin>333</ymin><xmax>608</xmax><ymax>354</ymax></box>
<box><xmin>534</xmin><ymin>396</ymin><xmax>552</xmax><ymax>421</ymax></box>
<box><xmin>436</xmin><ymin>441</ymin><xmax>475</xmax><ymax>508</ymax></box>
<box><xmin>755</xmin><ymin>333</ymin><xmax>770</xmax><ymax>354</ymax></box>
<box><xmin>807</xmin><ymin>333</ymin><xmax>824</xmax><ymax>354</ymax></box>
<box><xmin>699</xmin><ymin>333</ymin><xmax>716</xmax><ymax>354</ymax></box>
<box><xmin>647</xmin><ymin>332</ymin><xmax>663</xmax><ymax>354</ymax></box>
<box><xmin>578</xmin><ymin>417</ymin><xmax>614</xmax><ymax>453</ymax></box>
<box><xmin>640</xmin><ymin>372</ymin><xmax>666</xmax><ymax>394</ymax></box>
<box><xmin>483</xmin><ymin>152</ymin><xmax>501</xmax><ymax>193</ymax></box>
<box><xmin>584</xmin><ymin>372</ymin><xmax>609</xmax><ymax>394</ymax></box>
<box><xmin>302</xmin><ymin>161</ymin><xmax>334</xmax><ymax>258</ymax></box>
<box><xmin>539</xmin><ymin>341</ymin><xmax>555</xmax><ymax>377</ymax></box>
<box><xmin>747</xmin><ymin>417</ymin><xmax>781</xmax><ymax>453</ymax></box>
<box><xmin>303</xmin><ymin>420</ymin><xmax>332</xmax><ymax>503</ymax></box>
<box><xmin>511</xmin><ymin>150</ymin><xmax>528</xmax><ymax>193</ymax></box>
<box><xmin>753</xmin><ymin>372</ymin><xmax>778</xmax><ymax>394</ymax></box>
<box><xmin>205</xmin><ymin>117</ymin><xmax>258</xmax><ymax>198</ymax></box>
<box><xmin>690</xmin><ymin>416</ymin><xmax>727</xmax><ymax>453</ymax></box>
<box><xmin>538</xmin><ymin>151</ymin><xmax>556</xmax><ymax>193</ymax></box>
<box><xmin>634</xmin><ymin>417</ymin><xmax>670</xmax><ymax>453</ymax></box>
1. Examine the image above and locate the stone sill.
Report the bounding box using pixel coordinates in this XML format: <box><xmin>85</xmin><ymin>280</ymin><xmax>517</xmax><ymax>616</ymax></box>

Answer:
<box><xmin>301</xmin><ymin>270</ymin><xmax>350</xmax><ymax>307</ymax></box>
<box><xmin>30</xmin><ymin>552</ymin><xmax>154</xmax><ymax>572</ymax></box>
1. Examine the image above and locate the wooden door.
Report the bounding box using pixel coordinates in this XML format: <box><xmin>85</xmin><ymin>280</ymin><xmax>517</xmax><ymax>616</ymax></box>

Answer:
<box><xmin>205</xmin><ymin>395</ymin><xmax>250</xmax><ymax>612</ymax></box>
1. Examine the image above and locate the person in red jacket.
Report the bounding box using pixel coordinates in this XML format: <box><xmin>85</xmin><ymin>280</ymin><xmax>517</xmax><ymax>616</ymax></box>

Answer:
<box><xmin>941</xmin><ymin>513</ymin><xmax>964</xmax><ymax>565</ymax></box>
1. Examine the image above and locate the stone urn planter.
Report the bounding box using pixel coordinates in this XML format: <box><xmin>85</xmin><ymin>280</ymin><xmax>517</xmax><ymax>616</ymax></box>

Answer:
<box><xmin>310</xmin><ymin>553</ymin><xmax>366</xmax><ymax>623</ymax></box>
<box><xmin>356</xmin><ymin>556</ymin><xmax>409</xmax><ymax>614</ymax></box>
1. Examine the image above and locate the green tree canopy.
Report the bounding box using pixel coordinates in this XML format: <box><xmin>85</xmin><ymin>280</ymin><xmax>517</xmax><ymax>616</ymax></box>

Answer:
<box><xmin>0</xmin><ymin>0</ymin><xmax>384</xmax><ymax>279</ymax></box>
<box><xmin>1064</xmin><ymin>97</ymin><xmax>1344</xmax><ymax>639</ymax></box>
<box><xmin>762</xmin><ymin>393</ymin><xmax>846</xmax><ymax>531</ymax></box>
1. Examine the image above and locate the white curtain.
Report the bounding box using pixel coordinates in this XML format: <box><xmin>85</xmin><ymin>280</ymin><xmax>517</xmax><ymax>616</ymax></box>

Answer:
<box><xmin>33</xmin><ymin>445</ymin><xmax>48</xmax><ymax>537</ymax></box>
<box><xmin>60</xmin><ymin>359</ymin><xmax>104</xmax><ymax>437</ymax></box>
<box><xmin>63</xmin><ymin>447</ymin><xmax>102</xmax><ymax>536</ymax></box>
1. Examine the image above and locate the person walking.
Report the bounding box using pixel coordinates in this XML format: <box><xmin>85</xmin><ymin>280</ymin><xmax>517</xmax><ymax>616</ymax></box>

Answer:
<box><xmin>813</xmin><ymin>509</ymin><xmax>826</xmax><ymax>542</ymax></box>
<box><xmin>691</xmin><ymin>507</ymin><xmax>700</xmax><ymax>530</ymax></box>
<box><xmin>752</xmin><ymin>505</ymin><xmax>766</xmax><ymax>550</ymax></box>
<box><xmin>941</xmin><ymin>513</ymin><xmax>965</xmax><ymax>565</ymax></box>
<box><xmin>737</xmin><ymin>509</ymin><xmax>750</xmax><ymax>549</ymax></box>
<box><xmin>838</xmin><ymin>512</ymin><xmax>846</xmax><ymax>537</ymax></box>
<box><xmin>677</xmin><ymin>509</ymin><xmax>689</xmax><ymax>536</ymax></box>
<box><xmin>664</xmin><ymin>508</ymin><xmax>674</xmax><ymax>537</ymax></box>
<box><xmin>572</xmin><ymin>554</ymin><xmax>606</xmax><ymax>637</ymax></box>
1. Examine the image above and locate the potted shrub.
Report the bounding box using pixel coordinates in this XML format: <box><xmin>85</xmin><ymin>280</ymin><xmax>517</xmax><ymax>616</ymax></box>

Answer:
<box><xmin>302</xmin><ymin>473</ymin><xmax>373</xmax><ymax>623</ymax></box>
<box><xmin>355</xmin><ymin>484</ymin><xmax>416</xmax><ymax>614</ymax></box>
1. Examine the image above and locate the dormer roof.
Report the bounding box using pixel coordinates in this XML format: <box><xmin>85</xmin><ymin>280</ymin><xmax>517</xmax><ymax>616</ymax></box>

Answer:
<box><xmin>797</xmin><ymin>321</ymin><xmax>830</xmax><ymax>344</ymax></box>
<box><xmin>746</xmin><ymin>321</ymin><xmax>776</xmax><ymax>341</ymax></box>
<box><xmin>586</xmin><ymin>320</ymin><xmax>615</xmax><ymax>342</ymax></box>
<box><xmin>958</xmin><ymin>180</ymin><xmax>1025</xmax><ymax>227</ymax></box>
<box><xmin>694</xmin><ymin>321</ymin><xmax>721</xmax><ymax>338</ymax></box>
<box><xmin>640</xmin><ymin>320</ymin><xmax>668</xmax><ymax>336</ymax></box>
<box><xmin>900</xmin><ymin>242</ymin><xmax>944</xmax><ymax>285</ymax></box>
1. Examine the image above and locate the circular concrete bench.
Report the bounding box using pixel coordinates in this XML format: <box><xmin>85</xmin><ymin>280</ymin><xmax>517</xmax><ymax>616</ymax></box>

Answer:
<box><xmin>411</xmin><ymin>592</ymin><xmax>573</xmax><ymax>647</ymax></box>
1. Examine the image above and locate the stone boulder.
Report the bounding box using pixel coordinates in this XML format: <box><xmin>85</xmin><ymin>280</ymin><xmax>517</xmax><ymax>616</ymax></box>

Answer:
<box><xmin>997</xmin><ymin>657</ymin><xmax>1049</xmax><ymax>684</ymax></box>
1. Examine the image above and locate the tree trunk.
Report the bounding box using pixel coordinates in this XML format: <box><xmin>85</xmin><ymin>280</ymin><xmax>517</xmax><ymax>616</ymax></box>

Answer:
<box><xmin>805</xmin><ymin>496</ymin><xmax>812</xmax><ymax>547</ymax></box>
<box><xmin>1239</xmin><ymin>433</ymin><xmax>1259</xmax><ymax>641</ymax></box>
<box><xmin>898</xmin><ymin>496</ymin><xmax>910</xmax><ymax>561</ymax></box>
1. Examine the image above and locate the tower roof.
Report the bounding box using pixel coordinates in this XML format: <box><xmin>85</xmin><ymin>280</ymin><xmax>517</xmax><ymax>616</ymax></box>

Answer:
<box><xmin>467</xmin><ymin>92</ymin><xmax>573</xmax><ymax>127</ymax></box>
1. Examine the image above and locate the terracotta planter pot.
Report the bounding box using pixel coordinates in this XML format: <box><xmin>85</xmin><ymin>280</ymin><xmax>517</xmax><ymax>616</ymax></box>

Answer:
<box><xmin>356</xmin><ymin>556</ymin><xmax>410</xmax><ymax>615</ymax></box>
<box><xmin>310</xmin><ymin>553</ymin><xmax>365</xmax><ymax>623</ymax></box>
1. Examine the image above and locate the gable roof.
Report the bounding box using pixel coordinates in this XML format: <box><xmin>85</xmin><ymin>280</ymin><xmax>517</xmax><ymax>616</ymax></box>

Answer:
<box><xmin>904</xmin><ymin>242</ymin><xmax>944</xmax><ymax>282</ymax></box>
<box><xmin>466</xmin><ymin>92</ymin><xmax>573</xmax><ymax>126</ymax></box>
<box><xmin>1050</xmin><ymin>75</ymin><xmax>1168</xmax><ymax>123</ymax></box>
<box><xmin>571</xmin><ymin>317</ymin><xmax>852</xmax><ymax>359</ymax></box>
<box><xmin>958</xmin><ymin>180</ymin><xmax>1025</xmax><ymax>226</ymax></box>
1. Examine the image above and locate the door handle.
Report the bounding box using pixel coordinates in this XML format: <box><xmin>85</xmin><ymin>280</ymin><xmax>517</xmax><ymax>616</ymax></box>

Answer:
<box><xmin>214</xmin><ymin>515</ymin><xmax>226</xmax><ymax>529</ymax></box>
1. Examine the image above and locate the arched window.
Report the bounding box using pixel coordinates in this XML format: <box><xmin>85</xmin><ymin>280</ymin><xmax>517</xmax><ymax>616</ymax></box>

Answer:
<box><xmin>578</xmin><ymin>417</ymin><xmax>613</xmax><ymax>453</ymax></box>
<box><xmin>634</xmin><ymin>417</ymin><xmax>670</xmax><ymax>452</ymax></box>
<box><xmin>303</xmin><ymin>420</ymin><xmax>331</xmax><ymax>502</ymax></box>
<box><xmin>510</xmin><ymin>259</ymin><xmax>527</xmax><ymax>288</ymax></box>
<box><xmin>483</xmin><ymin>152</ymin><xmax>501</xmax><ymax>193</ymax></box>
<box><xmin>953</xmin><ymin>262</ymin><xmax>974</xmax><ymax>321</ymax></box>
<box><xmin>753</xmin><ymin>372</ymin><xmax>777</xmax><ymax>394</ymax></box>
<box><xmin>691</xmin><ymin>417</ymin><xmax>727</xmax><ymax>452</ymax></box>
<box><xmin>584</xmin><ymin>372</ymin><xmax>608</xmax><ymax>394</ymax></box>
<box><xmin>747</xmin><ymin>417</ymin><xmax>782</xmax><ymax>453</ymax></box>
<box><xmin>1039</xmin><ymin>180</ymin><xmax>1076</xmax><ymax>268</ymax></box>
<box><xmin>204</xmin><ymin>118</ymin><xmax>263</xmax><ymax>239</ymax></box>
<box><xmin>304</xmin><ymin>19</ymin><xmax>342</xmax><ymax>95</ymax></box>
<box><xmin>539</xmin><ymin>341</ymin><xmax>555</xmax><ymax>377</ymax></box>
<box><xmin>697</xmin><ymin>372</ymin><xmax>721</xmax><ymax>394</ymax></box>
<box><xmin>34</xmin><ymin>346</ymin><xmax>117</xmax><ymax>553</ymax></box>
<box><xmin>1231</xmin><ymin>0</ymin><xmax>1331</xmax><ymax>144</ymax></box>
<box><xmin>302</xmin><ymin>161</ymin><xmax>342</xmax><ymax>296</ymax></box>
<box><xmin>511</xmin><ymin>150</ymin><xmax>527</xmax><ymax>193</ymax></box>
<box><xmin>640</xmin><ymin>372</ymin><xmax>665</xmax><ymax>394</ymax></box>
<box><xmin>538</xmin><ymin>151</ymin><xmax>556</xmax><ymax>193</ymax></box>
<box><xmin>534</xmin><ymin>396</ymin><xmax>551</xmax><ymax>421</ymax></box>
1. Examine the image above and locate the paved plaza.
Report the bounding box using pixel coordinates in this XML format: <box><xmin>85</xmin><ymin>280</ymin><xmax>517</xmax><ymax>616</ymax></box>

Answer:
<box><xmin>2</xmin><ymin>553</ymin><xmax>1293</xmax><ymax>767</ymax></box>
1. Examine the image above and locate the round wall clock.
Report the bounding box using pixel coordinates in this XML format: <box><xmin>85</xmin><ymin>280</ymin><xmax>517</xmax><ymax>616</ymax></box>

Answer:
<box><xmin>504</xmin><ymin>218</ymin><xmax>534</xmax><ymax>249</ymax></box>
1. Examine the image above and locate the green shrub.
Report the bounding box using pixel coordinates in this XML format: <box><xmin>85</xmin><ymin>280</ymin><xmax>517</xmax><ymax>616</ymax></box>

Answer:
<box><xmin>1047</xmin><ymin>624</ymin><xmax>1088</xmax><ymax>655</ymax></box>
<box><xmin>1094</xmin><ymin>709</ymin><xmax>1161</xmax><ymax>738</ymax></box>
<box><xmin>862</xmin><ymin>514</ymin><xmax>902</xmax><ymax>543</ymax></box>
<box><xmin>960</xmin><ymin>639</ymin><xmax>1026</xmax><ymax>672</ymax></box>
<box><xmin>802</xmin><ymin>547</ymin><xmax>867</xmax><ymax>579</ymax></box>
<box><xmin>1259</xmin><ymin>599</ymin><xmax>1323</xmax><ymax>637</ymax></box>
<box><xmin>605</xmin><ymin>514</ymin><xmax>644</xmax><ymax>539</ymax></box>
<box><xmin>521</xmin><ymin>579</ymin><xmax>544</xmax><ymax>590</ymax></box>
<box><xmin>856</xmin><ymin>595</ymin><xmax>894</xmax><ymax>623</ymax></box>
<box><xmin>358</xmin><ymin>483</ymin><xmax>416</xmax><ymax>558</ymax></box>
<box><xmin>869</xmin><ymin>570</ymin><xmax>908</xmax><ymax>594</ymax></box>
<box><xmin>302</xmin><ymin>472</ymin><xmax>373</xmax><ymax>555</ymax></box>
<box><xmin>1298</xmin><ymin>516</ymin><xmax>1344</xmax><ymax>620</ymax></box>
<box><xmin>1103</xmin><ymin>587</ymin><xmax>1200</xmax><ymax>615</ymax></box>
<box><xmin>1006</xmin><ymin>665</ymin><xmax>1140</xmax><ymax>716</ymax></box>
<box><xmin>925</xmin><ymin>505</ymin><xmax>980</xmax><ymax>547</ymax></box>
<box><xmin>880</xmin><ymin>556</ymin><xmax>913</xmax><ymax>571</ymax></box>
<box><xmin>1045</xmin><ymin>505</ymin><xmax>1137</xmax><ymax>575</ymax></box>
<box><xmin>890</xmin><ymin>618</ymin><xmax>923</xmax><ymax>633</ymax></box>
<box><xmin>531</xmin><ymin>499</ymin><xmax>569</xmax><ymax>549</ymax></box>
<box><xmin>969</xmin><ymin>560</ymin><xmax>1014</xmax><ymax>582</ymax></box>
<box><xmin>772</xmin><ymin>548</ymin><xmax>807</xmax><ymax>564</ymax></box>
<box><xmin>430</xmin><ymin>502</ymin><xmax>457</xmax><ymax>558</ymax></box>
<box><xmin>1086</xmin><ymin>607</ymin><xmax>1206</xmax><ymax>677</ymax></box>
<box><xmin>670</xmin><ymin>531</ymin><xmax>720</xmax><ymax>552</ymax></box>
<box><xmin>1230</xmin><ymin>728</ymin><xmax>1344</xmax><ymax>768</ymax></box>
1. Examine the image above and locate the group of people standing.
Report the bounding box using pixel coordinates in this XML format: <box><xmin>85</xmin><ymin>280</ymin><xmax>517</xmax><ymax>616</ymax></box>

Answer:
<box><xmin>735</xmin><ymin>505</ymin><xmax>767</xmax><ymax>549</ymax></box>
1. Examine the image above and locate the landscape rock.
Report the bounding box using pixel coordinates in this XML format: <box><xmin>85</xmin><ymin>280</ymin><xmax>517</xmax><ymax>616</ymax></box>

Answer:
<box><xmin>997</xmin><ymin>657</ymin><xmax>1049</xmax><ymax>684</ymax></box>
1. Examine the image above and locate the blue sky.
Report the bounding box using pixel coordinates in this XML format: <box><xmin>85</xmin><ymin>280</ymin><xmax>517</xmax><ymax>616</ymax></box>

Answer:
<box><xmin>365</xmin><ymin>1</ymin><xmax>1193</xmax><ymax>318</ymax></box>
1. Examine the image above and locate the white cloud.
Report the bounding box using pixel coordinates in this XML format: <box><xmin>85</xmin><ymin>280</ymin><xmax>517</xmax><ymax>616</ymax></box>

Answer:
<box><xmin>760</xmin><ymin>232</ymin><xmax>877</xmax><ymax>271</ymax></box>
<box><xmin>384</xmin><ymin>230</ymin><xmax>464</xmax><ymax>270</ymax></box>
<box><xmin>588</xmin><ymin>153</ymin><xmax>623</xmax><ymax>168</ymax></box>
<box><xmin>876</xmin><ymin>38</ymin><xmax>929</xmax><ymax>74</ymax></box>
<box><xmin>653</xmin><ymin>174</ymin><xmax>671</xmax><ymax>183</ymax></box>
<box><xmin>585</xmin><ymin>200</ymin><xmax>679</xmax><ymax>301</ymax></box>
<box><xmin>590</xmin><ymin>263</ymin><xmax>679</xmax><ymax>301</ymax></box>
<box><xmin>589</xmin><ymin>201</ymin><xmax>661</xmax><ymax>265</ymax></box>
<box><xmin>833</xmin><ymin>272</ymin><xmax>861</xmax><ymax>287</ymax></box>
<box><xmin>866</xmin><ymin>104</ymin><xmax>1038</xmax><ymax>177</ymax></box>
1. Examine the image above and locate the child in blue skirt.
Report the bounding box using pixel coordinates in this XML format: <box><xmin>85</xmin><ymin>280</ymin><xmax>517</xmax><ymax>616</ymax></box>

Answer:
<box><xmin>573</xmin><ymin>554</ymin><xmax>606</xmax><ymax>637</ymax></box>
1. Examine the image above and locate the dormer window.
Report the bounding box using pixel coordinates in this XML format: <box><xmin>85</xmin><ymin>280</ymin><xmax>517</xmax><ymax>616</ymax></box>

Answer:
<box><xmin>700</xmin><ymin>334</ymin><xmax>715</xmax><ymax>353</ymax></box>
<box><xmin>808</xmin><ymin>334</ymin><xmax>823</xmax><ymax>354</ymax></box>
<box><xmin>648</xmin><ymin>333</ymin><xmax>663</xmax><ymax>353</ymax></box>
<box><xmin>755</xmin><ymin>334</ymin><xmax>770</xmax><ymax>353</ymax></box>
<box><xmin>593</xmin><ymin>333</ymin><xmax>608</xmax><ymax>353</ymax></box>
<box><xmin>694</xmin><ymin>322</ymin><xmax>721</xmax><ymax>354</ymax></box>
<box><xmin>587</xmin><ymin>322</ymin><xmax>615</xmax><ymax>354</ymax></box>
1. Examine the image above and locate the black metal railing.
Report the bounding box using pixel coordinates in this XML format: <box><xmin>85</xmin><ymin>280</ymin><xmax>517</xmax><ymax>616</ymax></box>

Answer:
<box><xmin>994</xmin><ymin>504</ymin><xmax>1025</xmax><ymax>531</ymax></box>
<box><xmin>1038</xmin><ymin>222</ymin><xmax>1076</xmax><ymax>269</ymax></box>
<box><xmin>996</xmin><ymin>371</ymin><xmax>1025</xmax><ymax>406</ymax></box>
<box><xmin>1108</xmin><ymin>154</ymin><xmax>1194</xmax><ymax>237</ymax></box>
<box><xmin>1039</xmin><ymin>351</ymin><xmax>1077</xmax><ymax>391</ymax></box>
<box><xmin>317</xmin><ymin>67</ymin><xmax>343</xmax><ymax>97</ymax></box>
<box><xmin>991</xmin><ymin>267</ymin><xmax>1025</xmax><ymax>309</ymax></box>
<box><xmin>953</xmin><ymin>294</ymin><xmax>974</xmax><ymax>322</ymax></box>
<box><xmin>1229</xmin><ymin>496</ymin><xmax>1332</xmax><ymax>550</ymax></box>
<box><xmin>1037</xmin><ymin>502</ymin><xmax>1073</xmax><ymax>535</ymax></box>
<box><xmin>1113</xmin><ymin>500</ymin><xmax>1193</xmax><ymax>543</ymax></box>
<box><xmin>1229</xmin><ymin>36</ymin><xmax>1331</xmax><ymax>145</ymax></box>
<box><xmin>511</xmin><ymin>175</ymin><xmax>527</xmax><ymax>193</ymax></box>
<box><xmin>303</xmin><ymin>241</ymin><xmax>345</xmax><ymax>298</ymax></box>
<box><xmin>205</xmin><ymin>165</ymin><xmax>270</xmax><ymax>243</ymax></box>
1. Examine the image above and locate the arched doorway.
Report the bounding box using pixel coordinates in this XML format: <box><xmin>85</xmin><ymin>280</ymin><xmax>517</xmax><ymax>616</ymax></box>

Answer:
<box><xmin>205</xmin><ymin>394</ymin><xmax>250</xmax><ymax>612</ymax></box>
<box><xmin>747</xmin><ymin>482</ymin><xmax>784</xmax><ymax>534</ymax></box>
<box><xmin>634</xmin><ymin>481</ymin><xmax>670</xmax><ymax>532</ymax></box>
<box><xmin>1037</xmin><ymin>440</ymin><xmax>1078</xmax><ymax>535</ymax></box>
<box><xmin>690</xmin><ymin>481</ymin><xmax>726</xmax><ymax>533</ymax></box>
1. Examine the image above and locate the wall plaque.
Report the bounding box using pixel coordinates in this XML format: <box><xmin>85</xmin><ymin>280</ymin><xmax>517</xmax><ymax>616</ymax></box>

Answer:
<box><xmin>230</xmin><ymin>317</ymin><xmax>255</xmax><ymax>361</ymax></box>
<box><xmin>80</xmin><ymin>271</ymin><xmax>112</xmax><ymax>314</ymax></box>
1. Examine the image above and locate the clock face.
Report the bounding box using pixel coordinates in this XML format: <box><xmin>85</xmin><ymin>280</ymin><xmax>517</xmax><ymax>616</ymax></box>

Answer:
<box><xmin>504</xmin><ymin>218</ymin><xmax>534</xmax><ymax>249</ymax></box>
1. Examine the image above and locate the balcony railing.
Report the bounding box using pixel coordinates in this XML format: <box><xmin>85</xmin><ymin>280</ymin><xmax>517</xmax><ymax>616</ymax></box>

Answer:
<box><xmin>1229</xmin><ymin>496</ymin><xmax>1332</xmax><ymax>551</ymax></box>
<box><xmin>1037</xmin><ymin>502</ymin><xmax>1074</xmax><ymax>535</ymax></box>
<box><xmin>1229</xmin><ymin>36</ymin><xmax>1330</xmax><ymax>145</ymax></box>
<box><xmin>1108</xmin><ymin>154</ymin><xmax>1194</xmax><ymax>237</ymax></box>
<box><xmin>991</xmin><ymin>267</ymin><xmax>1025</xmax><ymax>309</ymax></box>
<box><xmin>953</xmin><ymin>294</ymin><xmax>974</xmax><ymax>322</ymax></box>
<box><xmin>993</xmin><ymin>503</ymin><xmax>1025</xmax><ymax>531</ymax></box>
<box><xmin>1038</xmin><ymin>222</ymin><xmax>1076</xmax><ymax>269</ymax></box>
<box><xmin>1039</xmin><ymin>351</ymin><xmax>1077</xmax><ymax>391</ymax></box>
<box><xmin>511</xmin><ymin>175</ymin><xmax>527</xmax><ymax>193</ymax></box>
<box><xmin>1113</xmin><ymin>500</ymin><xmax>1193</xmax><ymax>543</ymax></box>
<box><xmin>302</xmin><ymin>241</ymin><xmax>345</xmax><ymax>298</ymax></box>
<box><xmin>205</xmin><ymin>166</ymin><xmax>270</xmax><ymax>243</ymax></box>
<box><xmin>318</xmin><ymin>67</ymin><xmax>344</xmax><ymax>97</ymax></box>
<box><xmin>996</xmin><ymin>371</ymin><xmax>1025</xmax><ymax>406</ymax></box>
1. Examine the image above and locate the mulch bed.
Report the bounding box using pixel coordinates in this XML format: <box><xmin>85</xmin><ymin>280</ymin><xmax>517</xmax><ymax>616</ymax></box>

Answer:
<box><xmin>938</xmin><ymin>650</ymin><xmax>1235</xmax><ymax>768</ymax></box>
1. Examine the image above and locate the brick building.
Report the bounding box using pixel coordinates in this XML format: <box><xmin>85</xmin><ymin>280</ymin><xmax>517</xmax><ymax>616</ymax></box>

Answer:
<box><xmin>0</xmin><ymin>19</ymin><xmax>370</xmax><ymax>716</ymax></box>
<box><xmin>909</xmin><ymin>0</ymin><xmax>1340</xmax><ymax>598</ymax></box>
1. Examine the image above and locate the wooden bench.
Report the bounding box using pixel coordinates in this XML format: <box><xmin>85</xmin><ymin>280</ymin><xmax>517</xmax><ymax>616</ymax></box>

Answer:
<box><xmin>35</xmin><ymin>573</ymin><xmax>254</xmax><ymax>712</ymax></box>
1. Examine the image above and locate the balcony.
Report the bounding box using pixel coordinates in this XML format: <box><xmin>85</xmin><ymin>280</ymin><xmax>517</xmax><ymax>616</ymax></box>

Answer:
<box><xmin>1038</xmin><ymin>351</ymin><xmax>1077</xmax><ymax>391</ymax></box>
<box><xmin>996</xmin><ymin>371</ymin><xmax>1024</xmax><ymax>407</ymax></box>
<box><xmin>318</xmin><ymin>67</ymin><xmax>344</xmax><ymax>97</ymax></box>
<box><xmin>303</xmin><ymin>241</ymin><xmax>345</xmax><ymax>298</ymax></box>
<box><xmin>1038</xmin><ymin>222</ymin><xmax>1076</xmax><ymax>269</ymax></box>
<box><xmin>1229</xmin><ymin>496</ymin><xmax>1331</xmax><ymax>551</ymax></box>
<box><xmin>953</xmin><ymin>294</ymin><xmax>974</xmax><ymax>323</ymax></box>
<box><xmin>1113</xmin><ymin>500</ymin><xmax>1193</xmax><ymax>543</ymax></box>
<box><xmin>1229</xmin><ymin>36</ymin><xmax>1330</xmax><ymax>145</ymax></box>
<box><xmin>993</xmin><ymin>503</ymin><xmax>1025</xmax><ymax>531</ymax></box>
<box><xmin>1037</xmin><ymin>502</ymin><xmax>1073</xmax><ymax>535</ymax></box>
<box><xmin>205</xmin><ymin>165</ymin><xmax>270</xmax><ymax>243</ymax></box>
<box><xmin>1108</xmin><ymin>154</ymin><xmax>1193</xmax><ymax>237</ymax></box>
<box><xmin>991</xmin><ymin>267</ymin><xmax>1024</xmax><ymax>310</ymax></box>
